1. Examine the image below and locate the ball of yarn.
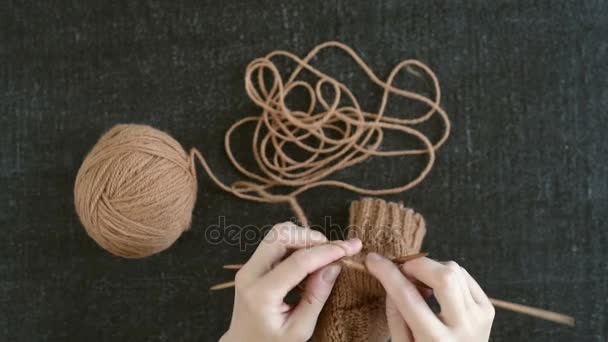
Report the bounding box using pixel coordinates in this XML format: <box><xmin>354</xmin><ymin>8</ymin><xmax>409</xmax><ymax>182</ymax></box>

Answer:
<box><xmin>74</xmin><ymin>124</ymin><xmax>198</xmax><ymax>258</ymax></box>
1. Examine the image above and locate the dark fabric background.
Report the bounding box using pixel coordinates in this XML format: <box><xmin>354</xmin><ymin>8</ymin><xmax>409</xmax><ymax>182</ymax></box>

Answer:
<box><xmin>2</xmin><ymin>1</ymin><xmax>607</xmax><ymax>341</ymax></box>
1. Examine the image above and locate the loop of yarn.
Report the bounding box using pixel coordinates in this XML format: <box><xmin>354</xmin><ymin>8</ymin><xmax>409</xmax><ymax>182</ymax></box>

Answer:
<box><xmin>193</xmin><ymin>41</ymin><xmax>450</xmax><ymax>227</ymax></box>
<box><xmin>74</xmin><ymin>124</ymin><xmax>197</xmax><ymax>258</ymax></box>
<box><xmin>74</xmin><ymin>41</ymin><xmax>449</xmax><ymax>257</ymax></box>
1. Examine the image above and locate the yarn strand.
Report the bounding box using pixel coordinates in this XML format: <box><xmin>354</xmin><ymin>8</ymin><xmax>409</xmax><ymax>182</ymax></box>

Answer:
<box><xmin>190</xmin><ymin>41</ymin><xmax>449</xmax><ymax>226</ymax></box>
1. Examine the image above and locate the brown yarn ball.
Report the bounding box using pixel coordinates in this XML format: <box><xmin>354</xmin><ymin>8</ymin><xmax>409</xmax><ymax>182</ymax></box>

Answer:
<box><xmin>74</xmin><ymin>124</ymin><xmax>198</xmax><ymax>258</ymax></box>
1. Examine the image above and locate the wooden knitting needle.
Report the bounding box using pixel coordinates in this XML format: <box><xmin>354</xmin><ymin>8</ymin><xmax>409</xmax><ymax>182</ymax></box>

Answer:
<box><xmin>212</xmin><ymin>252</ymin><xmax>575</xmax><ymax>327</ymax></box>
<box><xmin>408</xmin><ymin>280</ymin><xmax>574</xmax><ymax>326</ymax></box>
<box><xmin>211</xmin><ymin>282</ymin><xmax>574</xmax><ymax>326</ymax></box>
<box><xmin>211</xmin><ymin>280</ymin><xmax>574</xmax><ymax>326</ymax></box>
<box><xmin>489</xmin><ymin>298</ymin><xmax>574</xmax><ymax>326</ymax></box>
<box><xmin>211</xmin><ymin>253</ymin><xmax>429</xmax><ymax>301</ymax></box>
<box><xmin>220</xmin><ymin>252</ymin><xmax>429</xmax><ymax>273</ymax></box>
<box><xmin>210</xmin><ymin>281</ymin><xmax>237</xmax><ymax>291</ymax></box>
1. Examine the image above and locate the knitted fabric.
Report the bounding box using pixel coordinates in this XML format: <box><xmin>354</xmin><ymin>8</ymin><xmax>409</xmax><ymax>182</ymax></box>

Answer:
<box><xmin>313</xmin><ymin>198</ymin><xmax>426</xmax><ymax>342</ymax></box>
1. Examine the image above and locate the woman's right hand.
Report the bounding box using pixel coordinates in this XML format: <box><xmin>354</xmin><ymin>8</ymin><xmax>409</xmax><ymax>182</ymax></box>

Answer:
<box><xmin>220</xmin><ymin>222</ymin><xmax>362</xmax><ymax>342</ymax></box>
<box><xmin>365</xmin><ymin>253</ymin><xmax>495</xmax><ymax>342</ymax></box>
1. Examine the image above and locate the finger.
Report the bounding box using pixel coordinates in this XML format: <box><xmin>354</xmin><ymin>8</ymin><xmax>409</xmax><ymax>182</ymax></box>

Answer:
<box><xmin>462</xmin><ymin>268</ymin><xmax>491</xmax><ymax>307</ymax></box>
<box><xmin>241</xmin><ymin>222</ymin><xmax>327</xmax><ymax>281</ymax></box>
<box><xmin>260</xmin><ymin>239</ymin><xmax>361</xmax><ymax>296</ymax></box>
<box><xmin>386</xmin><ymin>296</ymin><xmax>413</xmax><ymax>342</ymax></box>
<box><xmin>365</xmin><ymin>253</ymin><xmax>445</xmax><ymax>337</ymax></box>
<box><xmin>286</xmin><ymin>264</ymin><xmax>342</xmax><ymax>338</ymax></box>
<box><xmin>440</xmin><ymin>261</ymin><xmax>475</xmax><ymax>308</ymax></box>
<box><xmin>402</xmin><ymin>257</ymin><xmax>467</xmax><ymax>326</ymax></box>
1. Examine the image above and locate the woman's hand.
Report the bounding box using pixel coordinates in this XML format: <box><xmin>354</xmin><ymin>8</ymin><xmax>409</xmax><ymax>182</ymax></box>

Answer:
<box><xmin>366</xmin><ymin>254</ymin><xmax>495</xmax><ymax>342</ymax></box>
<box><xmin>220</xmin><ymin>222</ymin><xmax>362</xmax><ymax>342</ymax></box>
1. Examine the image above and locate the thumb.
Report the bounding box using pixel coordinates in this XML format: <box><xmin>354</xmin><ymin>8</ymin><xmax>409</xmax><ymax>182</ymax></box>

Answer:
<box><xmin>286</xmin><ymin>263</ymin><xmax>342</xmax><ymax>338</ymax></box>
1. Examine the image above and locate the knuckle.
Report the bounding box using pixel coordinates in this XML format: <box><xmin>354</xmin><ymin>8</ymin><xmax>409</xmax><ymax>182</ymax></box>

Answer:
<box><xmin>235</xmin><ymin>286</ymin><xmax>255</xmax><ymax>304</ymax></box>
<box><xmin>437</xmin><ymin>267</ymin><xmax>459</xmax><ymax>288</ymax></box>
<box><xmin>290</xmin><ymin>249</ymin><xmax>311</xmax><ymax>269</ymax></box>
<box><xmin>269</xmin><ymin>222</ymin><xmax>296</xmax><ymax>241</ymax></box>
<box><xmin>444</xmin><ymin>261</ymin><xmax>460</xmax><ymax>272</ymax></box>
<box><xmin>234</xmin><ymin>269</ymin><xmax>248</xmax><ymax>290</ymax></box>
<box><xmin>487</xmin><ymin>303</ymin><xmax>496</xmax><ymax>319</ymax></box>
<box><xmin>308</xmin><ymin>228</ymin><xmax>327</xmax><ymax>242</ymax></box>
<box><xmin>278</xmin><ymin>221</ymin><xmax>298</xmax><ymax>231</ymax></box>
<box><xmin>271</xmin><ymin>222</ymin><xmax>289</xmax><ymax>236</ymax></box>
<box><xmin>235</xmin><ymin>283</ymin><xmax>252</xmax><ymax>301</ymax></box>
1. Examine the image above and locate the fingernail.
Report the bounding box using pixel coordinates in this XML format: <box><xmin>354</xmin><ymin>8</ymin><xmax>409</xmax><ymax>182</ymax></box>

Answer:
<box><xmin>367</xmin><ymin>252</ymin><xmax>383</xmax><ymax>262</ymax></box>
<box><xmin>322</xmin><ymin>264</ymin><xmax>342</xmax><ymax>283</ymax></box>
<box><xmin>345</xmin><ymin>238</ymin><xmax>361</xmax><ymax>249</ymax></box>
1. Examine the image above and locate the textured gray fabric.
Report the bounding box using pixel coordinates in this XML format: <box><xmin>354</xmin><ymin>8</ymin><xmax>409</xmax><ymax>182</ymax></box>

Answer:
<box><xmin>2</xmin><ymin>1</ymin><xmax>606</xmax><ymax>341</ymax></box>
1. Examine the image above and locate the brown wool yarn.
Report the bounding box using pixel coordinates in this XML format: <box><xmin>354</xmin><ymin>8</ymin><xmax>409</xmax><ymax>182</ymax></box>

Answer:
<box><xmin>313</xmin><ymin>198</ymin><xmax>426</xmax><ymax>342</ymax></box>
<box><xmin>74</xmin><ymin>124</ymin><xmax>198</xmax><ymax>258</ymax></box>
<box><xmin>74</xmin><ymin>41</ymin><xmax>449</xmax><ymax>258</ymax></box>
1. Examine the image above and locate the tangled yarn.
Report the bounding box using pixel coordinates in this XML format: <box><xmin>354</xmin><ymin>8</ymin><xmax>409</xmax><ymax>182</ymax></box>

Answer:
<box><xmin>74</xmin><ymin>41</ymin><xmax>449</xmax><ymax>257</ymax></box>
<box><xmin>193</xmin><ymin>41</ymin><xmax>450</xmax><ymax>227</ymax></box>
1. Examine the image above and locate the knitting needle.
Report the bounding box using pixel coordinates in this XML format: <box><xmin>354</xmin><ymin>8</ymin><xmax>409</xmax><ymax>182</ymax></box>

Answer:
<box><xmin>215</xmin><ymin>243</ymin><xmax>399</xmax><ymax>302</ymax></box>
<box><xmin>210</xmin><ymin>282</ymin><xmax>574</xmax><ymax>326</ymax></box>
<box><xmin>222</xmin><ymin>264</ymin><xmax>244</xmax><ymax>270</ymax></box>
<box><xmin>407</xmin><ymin>281</ymin><xmax>575</xmax><ymax>326</ymax></box>
<box><xmin>393</xmin><ymin>252</ymin><xmax>430</xmax><ymax>263</ymax></box>
<box><xmin>488</xmin><ymin>298</ymin><xmax>575</xmax><ymax>327</ymax></box>
<box><xmin>211</xmin><ymin>280</ymin><xmax>574</xmax><ymax>327</ymax></box>
<box><xmin>220</xmin><ymin>252</ymin><xmax>429</xmax><ymax>273</ymax></box>
<box><xmin>210</xmin><ymin>281</ymin><xmax>236</xmax><ymax>291</ymax></box>
<box><xmin>211</xmin><ymin>252</ymin><xmax>428</xmax><ymax>298</ymax></box>
<box><xmin>212</xmin><ymin>253</ymin><xmax>575</xmax><ymax>327</ymax></box>
<box><xmin>216</xmin><ymin>253</ymin><xmax>430</xmax><ymax>302</ymax></box>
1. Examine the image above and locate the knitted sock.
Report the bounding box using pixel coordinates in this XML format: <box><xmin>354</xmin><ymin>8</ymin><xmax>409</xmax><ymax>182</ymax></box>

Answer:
<box><xmin>313</xmin><ymin>198</ymin><xmax>426</xmax><ymax>342</ymax></box>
